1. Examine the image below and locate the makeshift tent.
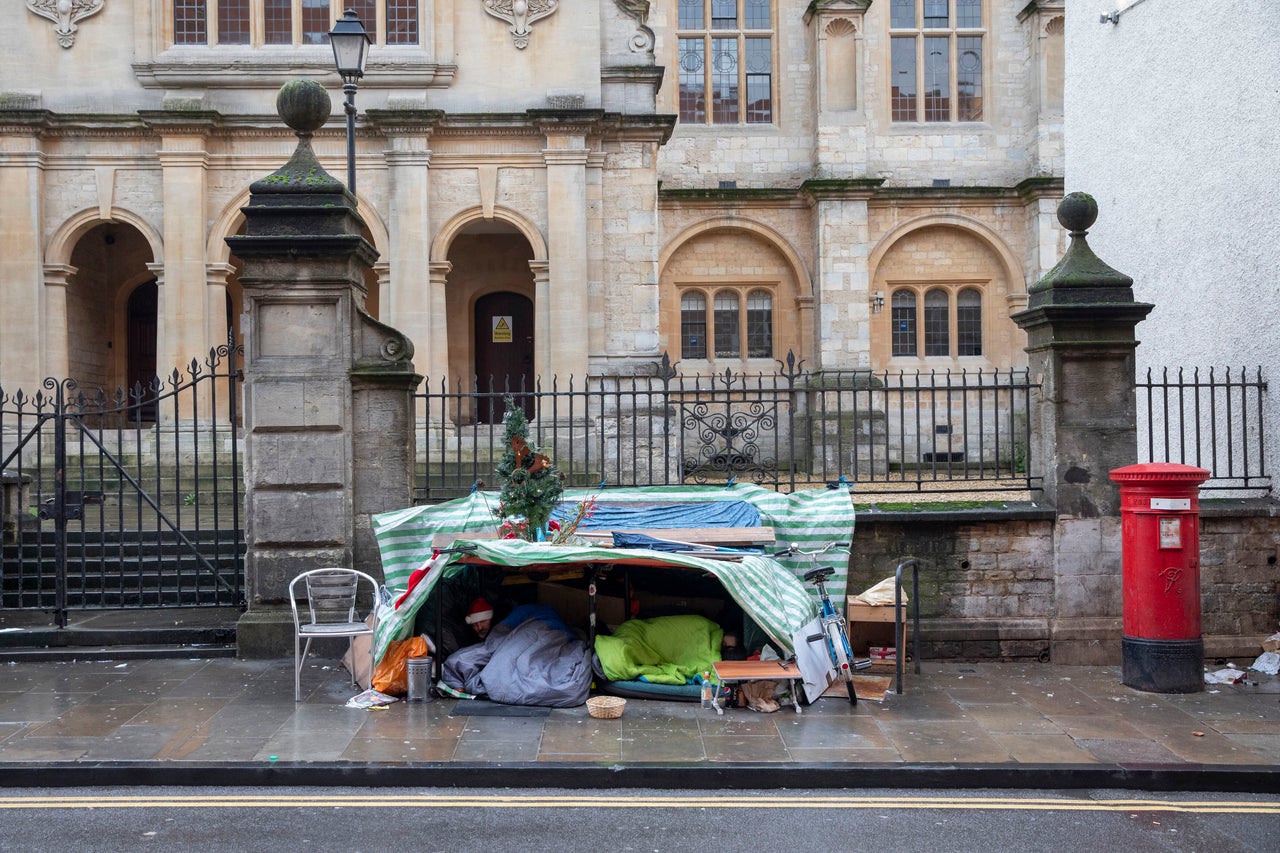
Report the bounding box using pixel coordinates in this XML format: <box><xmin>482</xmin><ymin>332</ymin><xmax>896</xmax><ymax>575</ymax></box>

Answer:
<box><xmin>370</xmin><ymin>484</ymin><xmax>855</xmax><ymax>664</ymax></box>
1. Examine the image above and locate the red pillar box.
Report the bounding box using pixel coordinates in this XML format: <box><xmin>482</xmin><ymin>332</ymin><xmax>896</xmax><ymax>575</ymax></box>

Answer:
<box><xmin>1109</xmin><ymin>462</ymin><xmax>1211</xmax><ymax>693</ymax></box>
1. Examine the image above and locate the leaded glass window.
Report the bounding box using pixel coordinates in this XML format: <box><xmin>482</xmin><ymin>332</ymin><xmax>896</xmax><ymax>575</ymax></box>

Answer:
<box><xmin>681</xmin><ymin>292</ymin><xmax>708</xmax><ymax>360</ymax></box>
<box><xmin>746</xmin><ymin>290</ymin><xmax>773</xmax><ymax>358</ymax></box>
<box><xmin>678</xmin><ymin>0</ymin><xmax>773</xmax><ymax>125</ymax></box>
<box><xmin>957</xmin><ymin>288</ymin><xmax>982</xmax><ymax>356</ymax></box>
<box><xmin>891</xmin><ymin>291</ymin><xmax>918</xmax><ymax>357</ymax></box>
<box><xmin>924</xmin><ymin>290</ymin><xmax>949</xmax><ymax>356</ymax></box>
<box><xmin>714</xmin><ymin>292</ymin><xmax>741</xmax><ymax>358</ymax></box>
<box><xmin>171</xmin><ymin>1</ymin><xmax>420</xmax><ymax>47</ymax></box>
<box><xmin>174</xmin><ymin>0</ymin><xmax>208</xmax><ymax>44</ymax></box>
<box><xmin>888</xmin><ymin>0</ymin><xmax>984</xmax><ymax>122</ymax></box>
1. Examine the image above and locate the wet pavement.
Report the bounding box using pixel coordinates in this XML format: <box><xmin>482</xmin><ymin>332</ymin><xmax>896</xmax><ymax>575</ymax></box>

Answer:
<box><xmin>1</xmin><ymin>654</ymin><xmax>1278</xmax><ymax>791</ymax></box>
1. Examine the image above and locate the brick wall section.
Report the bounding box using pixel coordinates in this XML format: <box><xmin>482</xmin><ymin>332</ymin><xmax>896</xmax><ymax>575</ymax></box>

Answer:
<box><xmin>851</xmin><ymin>503</ymin><xmax>1280</xmax><ymax>661</ymax></box>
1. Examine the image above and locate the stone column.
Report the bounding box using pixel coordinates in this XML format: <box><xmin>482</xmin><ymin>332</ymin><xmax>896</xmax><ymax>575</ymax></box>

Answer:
<box><xmin>528</xmin><ymin>260</ymin><xmax>551</xmax><ymax>380</ymax></box>
<box><xmin>0</xmin><ymin>111</ymin><xmax>46</xmax><ymax>393</ymax></box>
<box><xmin>1012</xmin><ymin>193</ymin><xmax>1153</xmax><ymax>665</ymax></box>
<box><xmin>541</xmin><ymin>118</ymin><xmax>594</xmax><ymax>380</ymax></box>
<box><xmin>426</xmin><ymin>261</ymin><xmax>452</xmax><ymax>381</ymax></box>
<box><xmin>368</xmin><ymin>112</ymin><xmax>440</xmax><ymax>358</ymax></box>
<box><xmin>143</xmin><ymin>112</ymin><xmax>220</xmax><ymax>401</ymax></box>
<box><xmin>803</xmin><ymin>180</ymin><xmax>882</xmax><ymax>371</ymax></box>
<box><xmin>226</xmin><ymin>81</ymin><xmax>421</xmax><ymax>657</ymax></box>
<box><xmin>41</xmin><ymin>264</ymin><xmax>75</xmax><ymax>382</ymax></box>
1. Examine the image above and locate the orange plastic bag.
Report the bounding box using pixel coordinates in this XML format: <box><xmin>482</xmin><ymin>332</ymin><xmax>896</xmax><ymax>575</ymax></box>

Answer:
<box><xmin>371</xmin><ymin>636</ymin><xmax>431</xmax><ymax>696</ymax></box>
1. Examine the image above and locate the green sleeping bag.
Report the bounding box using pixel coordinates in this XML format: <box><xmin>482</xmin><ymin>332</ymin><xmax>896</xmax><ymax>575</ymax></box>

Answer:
<box><xmin>594</xmin><ymin>614</ymin><xmax>723</xmax><ymax>685</ymax></box>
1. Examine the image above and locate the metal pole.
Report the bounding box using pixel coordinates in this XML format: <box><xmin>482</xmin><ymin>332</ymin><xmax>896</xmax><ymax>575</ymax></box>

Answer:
<box><xmin>343</xmin><ymin>81</ymin><xmax>357</xmax><ymax>195</ymax></box>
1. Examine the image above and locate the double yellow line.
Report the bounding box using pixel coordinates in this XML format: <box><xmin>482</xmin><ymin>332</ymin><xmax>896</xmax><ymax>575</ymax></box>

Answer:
<box><xmin>1</xmin><ymin>794</ymin><xmax>1278</xmax><ymax>814</ymax></box>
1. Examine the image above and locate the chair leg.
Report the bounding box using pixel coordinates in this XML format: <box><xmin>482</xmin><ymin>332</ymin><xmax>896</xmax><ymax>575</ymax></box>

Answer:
<box><xmin>296</xmin><ymin>636</ymin><xmax>313</xmax><ymax>702</ymax></box>
<box><xmin>295</xmin><ymin>632</ymin><xmax>301</xmax><ymax>702</ymax></box>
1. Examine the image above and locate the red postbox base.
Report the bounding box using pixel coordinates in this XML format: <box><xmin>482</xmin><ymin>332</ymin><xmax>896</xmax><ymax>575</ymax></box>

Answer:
<box><xmin>1122</xmin><ymin>637</ymin><xmax>1204</xmax><ymax>694</ymax></box>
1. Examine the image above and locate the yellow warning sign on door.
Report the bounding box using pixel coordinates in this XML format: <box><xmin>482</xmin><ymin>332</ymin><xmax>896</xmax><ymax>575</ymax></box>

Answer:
<box><xmin>492</xmin><ymin>316</ymin><xmax>513</xmax><ymax>343</ymax></box>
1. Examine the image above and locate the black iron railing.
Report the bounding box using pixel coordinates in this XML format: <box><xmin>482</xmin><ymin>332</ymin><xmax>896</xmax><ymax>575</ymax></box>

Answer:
<box><xmin>414</xmin><ymin>352</ymin><xmax>1041</xmax><ymax>503</ymax></box>
<box><xmin>1138</xmin><ymin>366</ymin><xmax>1270</xmax><ymax>493</ymax></box>
<box><xmin>0</xmin><ymin>347</ymin><xmax>245</xmax><ymax>621</ymax></box>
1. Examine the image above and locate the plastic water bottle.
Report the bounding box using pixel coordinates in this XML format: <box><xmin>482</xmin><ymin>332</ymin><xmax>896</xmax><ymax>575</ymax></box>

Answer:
<box><xmin>700</xmin><ymin>671</ymin><xmax>713</xmax><ymax>708</ymax></box>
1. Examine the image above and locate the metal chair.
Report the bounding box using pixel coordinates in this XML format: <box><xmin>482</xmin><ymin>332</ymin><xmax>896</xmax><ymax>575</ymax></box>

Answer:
<box><xmin>289</xmin><ymin>568</ymin><xmax>378</xmax><ymax>702</ymax></box>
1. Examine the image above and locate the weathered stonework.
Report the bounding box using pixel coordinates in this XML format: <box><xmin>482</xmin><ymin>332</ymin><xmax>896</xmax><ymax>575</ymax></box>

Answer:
<box><xmin>853</xmin><ymin>504</ymin><xmax>1279</xmax><ymax>663</ymax></box>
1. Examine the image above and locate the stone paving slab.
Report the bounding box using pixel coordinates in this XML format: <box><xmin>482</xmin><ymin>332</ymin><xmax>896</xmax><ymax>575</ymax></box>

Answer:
<box><xmin>0</xmin><ymin>657</ymin><xmax>1277</xmax><ymax>791</ymax></box>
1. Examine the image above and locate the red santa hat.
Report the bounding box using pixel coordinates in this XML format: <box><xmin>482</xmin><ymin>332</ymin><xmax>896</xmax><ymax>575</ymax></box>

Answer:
<box><xmin>465</xmin><ymin>597</ymin><xmax>494</xmax><ymax>625</ymax></box>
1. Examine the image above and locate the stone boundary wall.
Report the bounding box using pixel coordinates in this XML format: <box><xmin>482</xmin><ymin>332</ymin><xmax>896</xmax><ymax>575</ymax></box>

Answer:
<box><xmin>849</xmin><ymin>501</ymin><xmax>1279</xmax><ymax>663</ymax></box>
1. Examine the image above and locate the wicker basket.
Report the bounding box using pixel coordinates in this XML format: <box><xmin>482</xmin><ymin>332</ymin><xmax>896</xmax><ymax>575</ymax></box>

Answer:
<box><xmin>586</xmin><ymin>695</ymin><xmax>626</xmax><ymax>719</ymax></box>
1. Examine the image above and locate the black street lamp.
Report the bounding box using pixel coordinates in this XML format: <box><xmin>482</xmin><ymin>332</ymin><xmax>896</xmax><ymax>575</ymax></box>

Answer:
<box><xmin>328</xmin><ymin>9</ymin><xmax>372</xmax><ymax>196</ymax></box>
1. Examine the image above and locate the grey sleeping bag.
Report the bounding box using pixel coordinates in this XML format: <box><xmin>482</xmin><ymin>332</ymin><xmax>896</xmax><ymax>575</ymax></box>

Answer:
<box><xmin>442</xmin><ymin>618</ymin><xmax>592</xmax><ymax>707</ymax></box>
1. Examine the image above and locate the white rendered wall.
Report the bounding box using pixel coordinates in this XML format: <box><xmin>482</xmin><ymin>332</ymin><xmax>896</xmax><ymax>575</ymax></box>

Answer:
<box><xmin>1065</xmin><ymin>4</ymin><xmax>1280</xmax><ymax>491</ymax></box>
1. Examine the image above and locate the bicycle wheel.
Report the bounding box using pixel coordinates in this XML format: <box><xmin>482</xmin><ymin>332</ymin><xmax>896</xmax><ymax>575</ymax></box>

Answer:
<box><xmin>827</xmin><ymin>623</ymin><xmax>858</xmax><ymax>705</ymax></box>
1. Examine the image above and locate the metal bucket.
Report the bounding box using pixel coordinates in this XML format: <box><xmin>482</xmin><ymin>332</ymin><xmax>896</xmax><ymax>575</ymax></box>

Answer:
<box><xmin>406</xmin><ymin>655</ymin><xmax>433</xmax><ymax>702</ymax></box>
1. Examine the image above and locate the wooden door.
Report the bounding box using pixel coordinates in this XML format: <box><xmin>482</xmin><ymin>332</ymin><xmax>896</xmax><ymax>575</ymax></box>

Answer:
<box><xmin>126</xmin><ymin>280</ymin><xmax>158</xmax><ymax>421</ymax></box>
<box><xmin>474</xmin><ymin>291</ymin><xmax>534</xmax><ymax>424</ymax></box>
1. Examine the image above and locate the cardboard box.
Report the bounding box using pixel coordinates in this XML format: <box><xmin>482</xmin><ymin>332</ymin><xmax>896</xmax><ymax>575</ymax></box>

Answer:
<box><xmin>1262</xmin><ymin>632</ymin><xmax>1280</xmax><ymax>653</ymax></box>
<box><xmin>536</xmin><ymin>582</ymin><xmax>626</xmax><ymax>630</ymax></box>
<box><xmin>635</xmin><ymin>590</ymin><xmax>724</xmax><ymax>620</ymax></box>
<box><xmin>845</xmin><ymin>599</ymin><xmax>906</xmax><ymax>657</ymax></box>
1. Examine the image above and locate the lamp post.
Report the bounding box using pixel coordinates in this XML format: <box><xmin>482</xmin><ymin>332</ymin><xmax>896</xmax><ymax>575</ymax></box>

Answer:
<box><xmin>328</xmin><ymin>9</ymin><xmax>372</xmax><ymax>196</ymax></box>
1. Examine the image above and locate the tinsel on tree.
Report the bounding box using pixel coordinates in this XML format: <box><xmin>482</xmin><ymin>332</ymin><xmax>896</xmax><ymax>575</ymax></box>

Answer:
<box><xmin>494</xmin><ymin>398</ymin><xmax>563</xmax><ymax>540</ymax></box>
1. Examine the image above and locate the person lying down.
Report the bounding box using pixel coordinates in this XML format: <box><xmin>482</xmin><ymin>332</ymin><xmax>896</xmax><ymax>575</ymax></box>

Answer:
<box><xmin>440</xmin><ymin>604</ymin><xmax>592</xmax><ymax>707</ymax></box>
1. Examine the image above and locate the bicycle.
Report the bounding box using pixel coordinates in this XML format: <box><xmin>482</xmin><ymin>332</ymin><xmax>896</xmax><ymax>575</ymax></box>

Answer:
<box><xmin>775</xmin><ymin>541</ymin><xmax>867</xmax><ymax>705</ymax></box>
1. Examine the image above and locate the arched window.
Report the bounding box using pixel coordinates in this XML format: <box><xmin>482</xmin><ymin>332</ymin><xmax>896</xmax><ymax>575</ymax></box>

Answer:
<box><xmin>891</xmin><ymin>290</ymin><xmax>917</xmax><ymax>356</ymax></box>
<box><xmin>746</xmin><ymin>290</ymin><xmax>773</xmax><ymax>358</ymax></box>
<box><xmin>924</xmin><ymin>289</ymin><xmax>949</xmax><ymax>356</ymax></box>
<box><xmin>957</xmin><ymin>288</ymin><xmax>982</xmax><ymax>356</ymax></box>
<box><xmin>681</xmin><ymin>291</ymin><xmax>708</xmax><ymax>359</ymax></box>
<box><xmin>713</xmin><ymin>291</ymin><xmax>741</xmax><ymax>357</ymax></box>
<box><xmin>888</xmin><ymin>283</ymin><xmax>985</xmax><ymax>359</ymax></box>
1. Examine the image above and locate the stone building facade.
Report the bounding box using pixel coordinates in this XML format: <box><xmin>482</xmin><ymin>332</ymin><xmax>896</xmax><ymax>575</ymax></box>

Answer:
<box><xmin>1</xmin><ymin>0</ymin><xmax>1065</xmax><ymax>408</ymax></box>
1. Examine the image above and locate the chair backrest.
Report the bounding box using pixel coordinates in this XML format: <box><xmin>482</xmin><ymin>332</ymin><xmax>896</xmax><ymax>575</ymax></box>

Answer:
<box><xmin>289</xmin><ymin>568</ymin><xmax>374</xmax><ymax>627</ymax></box>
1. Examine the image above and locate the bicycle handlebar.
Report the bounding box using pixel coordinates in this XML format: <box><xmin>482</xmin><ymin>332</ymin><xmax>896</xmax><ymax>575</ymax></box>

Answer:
<box><xmin>772</xmin><ymin>541</ymin><xmax>850</xmax><ymax>559</ymax></box>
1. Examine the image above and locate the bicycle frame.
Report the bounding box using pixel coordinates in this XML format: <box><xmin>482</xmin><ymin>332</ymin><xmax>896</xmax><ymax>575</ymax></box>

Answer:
<box><xmin>780</xmin><ymin>540</ymin><xmax>859</xmax><ymax>704</ymax></box>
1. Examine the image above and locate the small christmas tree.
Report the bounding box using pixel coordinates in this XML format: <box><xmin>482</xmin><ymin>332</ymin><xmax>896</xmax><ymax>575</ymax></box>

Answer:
<box><xmin>494</xmin><ymin>397</ymin><xmax>563</xmax><ymax>541</ymax></box>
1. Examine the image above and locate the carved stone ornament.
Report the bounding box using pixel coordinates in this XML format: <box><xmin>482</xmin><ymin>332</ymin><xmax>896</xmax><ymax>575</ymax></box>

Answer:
<box><xmin>27</xmin><ymin>0</ymin><xmax>105</xmax><ymax>49</ymax></box>
<box><xmin>613</xmin><ymin>0</ymin><xmax>654</xmax><ymax>53</ymax></box>
<box><xmin>483</xmin><ymin>0</ymin><xmax>559</xmax><ymax>50</ymax></box>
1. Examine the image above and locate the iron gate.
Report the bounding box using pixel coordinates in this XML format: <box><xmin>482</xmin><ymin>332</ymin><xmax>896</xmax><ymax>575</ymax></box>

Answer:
<box><xmin>0</xmin><ymin>346</ymin><xmax>245</xmax><ymax>626</ymax></box>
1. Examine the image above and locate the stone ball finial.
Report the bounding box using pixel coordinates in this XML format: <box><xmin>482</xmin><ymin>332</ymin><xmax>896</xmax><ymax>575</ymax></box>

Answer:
<box><xmin>1057</xmin><ymin>191</ymin><xmax>1099</xmax><ymax>234</ymax></box>
<box><xmin>276</xmin><ymin>80</ymin><xmax>332</xmax><ymax>134</ymax></box>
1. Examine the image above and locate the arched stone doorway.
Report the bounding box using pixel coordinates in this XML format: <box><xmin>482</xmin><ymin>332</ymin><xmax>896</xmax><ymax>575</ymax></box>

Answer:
<box><xmin>65</xmin><ymin>222</ymin><xmax>155</xmax><ymax>393</ymax></box>
<box><xmin>444</xmin><ymin>221</ymin><xmax>536</xmax><ymax>424</ymax></box>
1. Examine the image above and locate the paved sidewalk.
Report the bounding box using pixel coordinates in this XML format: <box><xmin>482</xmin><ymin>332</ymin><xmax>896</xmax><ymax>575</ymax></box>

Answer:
<box><xmin>1</xmin><ymin>655</ymin><xmax>1278</xmax><ymax>791</ymax></box>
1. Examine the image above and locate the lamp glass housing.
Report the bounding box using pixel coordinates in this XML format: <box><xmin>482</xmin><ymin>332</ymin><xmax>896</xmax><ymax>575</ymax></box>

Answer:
<box><xmin>329</xmin><ymin>10</ymin><xmax>372</xmax><ymax>82</ymax></box>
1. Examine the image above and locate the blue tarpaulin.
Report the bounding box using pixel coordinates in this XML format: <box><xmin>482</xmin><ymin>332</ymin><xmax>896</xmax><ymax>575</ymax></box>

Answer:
<box><xmin>551</xmin><ymin>500</ymin><xmax>761</xmax><ymax>531</ymax></box>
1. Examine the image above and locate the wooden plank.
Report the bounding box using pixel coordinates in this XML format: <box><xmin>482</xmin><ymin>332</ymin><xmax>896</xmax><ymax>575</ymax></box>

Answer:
<box><xmin>576</xmin><ymin>527</ymin><xmax>776</xmax><ymax>547</ymax></box>
<box><xmin>713</xmin><ymin>660</ymin><xmax>802</xmax><ymax>680</ymax></box>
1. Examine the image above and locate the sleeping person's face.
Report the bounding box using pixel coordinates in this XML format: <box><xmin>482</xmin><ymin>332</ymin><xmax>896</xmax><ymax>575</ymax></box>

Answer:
<box><xmin>472</xmin><ymin>618</ymin><xmax>491</xmax><ymax>638</ymax></box>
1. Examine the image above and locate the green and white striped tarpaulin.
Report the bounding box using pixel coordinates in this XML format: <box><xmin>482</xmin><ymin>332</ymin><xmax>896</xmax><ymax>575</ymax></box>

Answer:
<box><xmin>370</xmin><ymin>484</ymin><xmax>855</xmax><ymax>662</ymax></box>
<box><xmin>371</xmin><ymin>539</ymin><xmax>819</xmax><ymax>664</ymax></box>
